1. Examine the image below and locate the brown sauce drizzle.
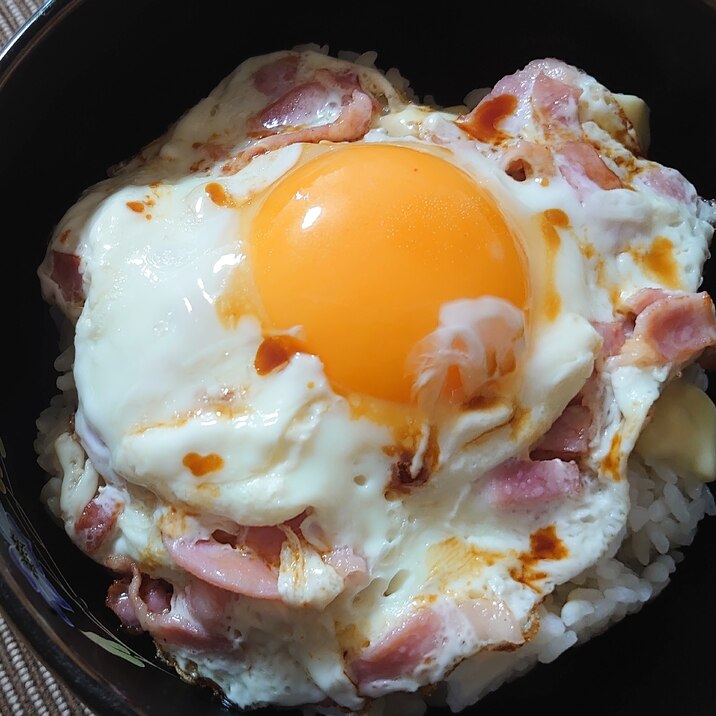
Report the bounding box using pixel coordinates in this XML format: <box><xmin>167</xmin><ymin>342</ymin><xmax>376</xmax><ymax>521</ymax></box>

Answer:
<box><xmin>254</xmin><ymin>335</ymin><xmax>305</xmax><ymax>375</ymax></box>
<box><xmin>630</xmin><ymin>236</ymin><xmax>680</xmax><ymax>289</ymax></box>
<box><xmin>601</xmin><ymin>431</ymin><xmax>623</xmax><ymax>481</ymax></box>
<box><xmin>183</xmin><ymin>452</ymin><xmax>224</xmax><ymax>477</ymax></box>
<box><xmin>541</xmin><ymin>209</ymin><xmax>569</xmax><ymax>321</ymax></box>
<box><xmin>457</xmin><ymin>94</ymin><xmax>518</xmax><ymax>143</ymax></box>
<box><xmin>206</xmin><ymin>182</ymin><xmax>239</xmax><ymax>208</ymax></box>
<box><xmin>385</xmin><ymin>427</ymin><xmax>439</xmax><ymax>495</ymax></box>
<box><xmin>511</xmin><ymin>524</ymin><xmax>568</xmax><ymax>590</ymax></box>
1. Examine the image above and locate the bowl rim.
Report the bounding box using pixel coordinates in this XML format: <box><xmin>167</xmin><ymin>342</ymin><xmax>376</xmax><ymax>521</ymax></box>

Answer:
<box><xmin>1</xmin><ymin>7</ymin><xmax>140</xmax><ymax>714</ymax></box>
<box><xmin>0</xmin><ymin>0</ymin><xmax>78</xmax><ymax>92</ymax></box>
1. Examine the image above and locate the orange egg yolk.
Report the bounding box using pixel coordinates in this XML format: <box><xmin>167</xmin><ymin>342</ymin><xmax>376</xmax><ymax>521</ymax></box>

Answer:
<box><xmin>250</xmin><ymin>143</ymin><xmax>528</xmax><ymax>404</ymax></box>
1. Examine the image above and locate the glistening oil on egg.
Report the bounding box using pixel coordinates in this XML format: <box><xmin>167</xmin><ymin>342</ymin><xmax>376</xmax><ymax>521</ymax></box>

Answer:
<box><xmin>35</xmin><ymin>46</ymin><xmax>716</xmax><ymax>715</ymax></box>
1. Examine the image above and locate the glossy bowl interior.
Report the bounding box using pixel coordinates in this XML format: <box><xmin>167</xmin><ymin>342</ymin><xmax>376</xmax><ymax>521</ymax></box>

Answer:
<box><xmin>1</xmin><ymin>1</ymin><xmax>715</xmax><ymax>715</ymax></box>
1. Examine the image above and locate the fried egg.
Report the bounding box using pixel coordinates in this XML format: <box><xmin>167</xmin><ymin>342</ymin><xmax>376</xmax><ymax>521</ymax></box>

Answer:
<box><xmin>36</xmin><ymin>48</ymin><xmax>716</xmax><ymax>713</ymax></box>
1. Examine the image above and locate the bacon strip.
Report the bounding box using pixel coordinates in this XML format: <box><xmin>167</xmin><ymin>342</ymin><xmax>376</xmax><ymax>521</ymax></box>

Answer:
<box><xmin>49</xmin><ymin>251</ymin><xmax>83</xmax><ymax>305</ymax></box>
<box><xmin>348</xmin><ymin>607</ymin><xmax>444</xmax><ymax>689</ymax></box>
<box><xmin>164</xmin><ymin>513</ymin><xmax>357</xmax><ymax>602</ymax></box>
<box><xmin>106</xmin><ymin>578</ymin><xmax>143</xmax><ymax>632</ymax></box>
<box><xmin>247</xmin><ymin>81</ymin><xmax>335</xmax><ymax>135</ymax></box>
<box><xmin>623</xmin><ymin>287</ymin><xmax>669</xmax><ymax>314</ymax></box>
<box><xmin>459</xmin><ymin>59</ymin><xmax>636</xmax><ymax>203</ymax></box>
<box><xmin>530</xmin><ymin>405</ymin><xmax>592</xmax><ymax>461</ymax></box>
<box><xmin>251</xmin><ymin>53</ymin><xmax>299</xmax><ymax>96</ymax></box>
<box><xmin>164</xmin><ymin>536</ymin><xmax>281</xmax><ymax>600</ymax></box>
<box><xmin>74</xmin><ymin>489</ymin><xmax>123</xmax><ymax>554</ymax></box>
<box><xmin>106</xmin><ymin>567</ymin><xmax>233</xmax><ymax>650</ymax></box>
<box><xmin>485</xmin><ymin>458</ymin><xmax>581</xmax><ymax>508</ymax></box>
<box><xmin>222</xmin><ymin>88</ymin><xmax>377</xmax><ymax>174</ymax></box>
<box><xmin>556</xmin><ymin>140</ymin><xmax>622</xmax><ymax>192</ymax></box>
<box><xmin>630</xmin><ymin>291</ymin><xmax>716</xmax><ymax>365</ymax></box>
<box><xmin>222</xmin><ymin>63</ymin><xmax>379</xmax><ymax>175</ymax></box>
<box><xmin>636</xmin><ymin>165</ymin><xmax>698</xmax><ymax>206</ymax></box>
<box><xmin>592</xmin><ymin>320</ymin><xmax>629</xmax><ymax>358</ymax></box>
<box><xmin>531</xmin><ymin>72</ymin><xmax>582</xmax><ymax>133</ymax></box>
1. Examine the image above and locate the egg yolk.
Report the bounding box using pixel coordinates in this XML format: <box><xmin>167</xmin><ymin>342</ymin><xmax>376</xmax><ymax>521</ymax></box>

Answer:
<box><xmin>250</xmin><ymin>143</ymin><xmax>528</xmax><ymax>403</ymax></box>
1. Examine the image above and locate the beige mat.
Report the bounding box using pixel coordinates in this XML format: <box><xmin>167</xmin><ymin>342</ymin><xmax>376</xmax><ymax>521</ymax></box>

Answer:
<box><xmin>1</xmin><ymin>6</ymin><xmax>98</xmax><ymax>715</ymax></box>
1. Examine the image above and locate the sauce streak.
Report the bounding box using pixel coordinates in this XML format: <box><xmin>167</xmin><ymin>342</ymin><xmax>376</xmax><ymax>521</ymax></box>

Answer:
<box><xmin>511</xmin><ymin>524</ymin><xmax>568</xmax><ymax>590</ymax></box>
<box><xmin>541</xmin><ymin>209</ymin><xmax>568</xmax><ymax>320</ymax></box>
<box><xmin>183</xmin><ymin>452</ymin><xmax>224</xmax><ymax>477</ymax></box>
<box><xmin>254</xmin><ymin>335</ymin><xmax>304</xmax><ymax>375</ymax></box>
<box><xmin>632</xmin><ymin>236</ymin><xmax>680</xmax><ymax>289</ymax></box>
<box><xmin>206</xmin><ymin>182</ymin><xmax>239</xmax><ymax>208</ymax></box>
<box><xmin>601</xmin><ymin>431</ymin><xmax>623</xmax><ymax>481</ymax></box>
<box><xmin>457</xmin><ymin>94</ymin><xmax>518</xmax><ymax>143</ymax></box>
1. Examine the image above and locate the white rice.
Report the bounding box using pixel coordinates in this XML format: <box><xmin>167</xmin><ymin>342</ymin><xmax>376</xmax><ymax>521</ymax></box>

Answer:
<box><xmin>438</xmin><ymin>447</ymin><xmax>716</xmax><ymax>714</ymax></box>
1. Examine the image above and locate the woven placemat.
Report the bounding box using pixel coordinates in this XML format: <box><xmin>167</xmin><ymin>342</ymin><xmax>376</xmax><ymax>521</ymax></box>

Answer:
<box><xmin>1</xmin><ymin>6</ymin><xmax>98</xmax><ymax>714</ymax></box>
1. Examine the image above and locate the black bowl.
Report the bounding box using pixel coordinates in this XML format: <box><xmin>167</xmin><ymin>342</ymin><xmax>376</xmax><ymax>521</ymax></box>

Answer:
<box><xmin>1</xmin><ymin>1</ymin><xmax>715</xmax><ymax>715</ymax></box>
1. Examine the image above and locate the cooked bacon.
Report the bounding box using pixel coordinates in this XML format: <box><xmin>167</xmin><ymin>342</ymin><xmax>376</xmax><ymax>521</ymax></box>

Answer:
<box><xmin>164</xmin><ymin>513</ymin><xmax>352</xmax><ymax>602</ymax></box>
<box><xmin>530</xmin><ymin>405</ymin><xmax>592</xmax><ymax>461</ymax></box>
<box><xmin>461</xmin><ymin>59</ymin><xmax>582</xmax><ymax>142</ymax></box>
<box><xmin>74</xmin><ymin>488</ymin><xmax>123</xmax><ymax>553</ymax></box>
<box><xmin>623</xmin><ymin>287</ymin><xmax>670</xmax><ymax>314</ymax></box>
<box><xmin>104</xmin><ymin>553</ymin><xmax>134</xmax><ymax>574</ymax></box>
<box><xmin>249</xmin><ymin>65</ymin><xmax>369</xmax><ymax>136</ymax></box>
<box><xmin>164</xmin><ymin>537</ymin><xmax>280</xmax><ymax>600</ymax></box>
<box><xmin>247</xmin><ymin>81</ymin><xmax>335</xmax><ymax>135</ymax></box>
<box><xmin>489</xmin><ymin>58</ymin><xmax>580</xmax><ymax>111</ymax></box>
<box><xmin>348</xmin><ymin>607</ymin><xmax>444</xmax><ymax>689</ymax></box>
<box><xmin>215</xmin><ymin>512</ymin><xmax>307</xmax><ymax>564</ymax></box>
<box><xmin>462</xmin><ymin>58</ymin><xmax>642</xmax><ymax>201</ymax></box>
<box><xmin>348</xmin><ymin>596</ymin><xmax>525</xmax><ymax>692</ymax></box>
<box><xmin>251</xmin><ymin>53</ymin><xmax>299</xmax><ymax>96</ymax></box>
<box><xmin>138</xmin><ymin>574</ymin><xmax>172</xmax><ymax>613</ymax></box>
<box><xmin>241</xmin><ymin>524</ymin><xmax>286</xmax><ymax>565</ymax></box>
<box><xmin>596</xmin><ymin>289</ymin><xmax>716</xmax><ymax>369</ymax></box>
<box><xmin>106</xmin><ymin>567</ymin><xmax>232</xmax><ymax>650</ymax></box>
<box><xmin>592</xmin><ymin>320</ymin><xmax>629</xmax><ymax>357</ymax></box>
<box><xmin>484</xmin><ymin>458</ymin><xmax>581</xmax><ymax>508</ymax></box>
<box><xmin>106</xmin><ymin>573</ymin><xmax>168</xmax><ymax>635</ymax></box>
<box><xmin>222</xmin><ymin>88</ymin><xmax>377</xmax><ymax>175</ymax></box>
<box><xmin>556</xmin><ymin>141</ymin><xmax>622</xmax><ymax>193</ymax></box>
<box><xmin>531</xmin><ymin>72</ymin><xmax>582</xmax><ymax>133</ymax></box>
<box><xmin>49</xmin><ymin>251</ymin><xmax>83</xmax><ymax>305</ymax></box>
<box><xmin>183</xmin><ymin>579</ymin><xmax>232</xmax><ymax>626</ymax></box>
<box><xmin>636</xmin><ymin>165</ymin><xmax>698</xmax><ymax>206</ymax></box>
<box><xmin>627</xmin><ymin>291</ymin><xmax>716</xmax><ymax>365</ymax></box>
<box><xmin>106</xmin><ymin>578</ymin><xmax>143</xmax><ymax>632</ymax></box>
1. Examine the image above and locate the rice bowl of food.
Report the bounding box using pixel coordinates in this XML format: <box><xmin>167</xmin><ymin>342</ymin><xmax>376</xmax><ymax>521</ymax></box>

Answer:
<box><xmin>2</xmin><ymin>1</ymin><xmax>716</xmax><ymax>715</ymax></box>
